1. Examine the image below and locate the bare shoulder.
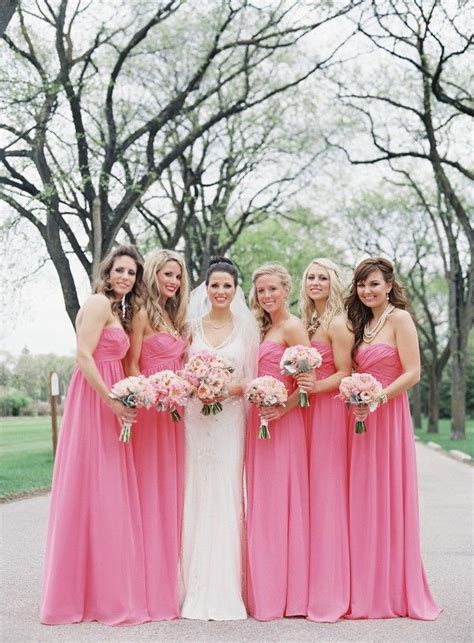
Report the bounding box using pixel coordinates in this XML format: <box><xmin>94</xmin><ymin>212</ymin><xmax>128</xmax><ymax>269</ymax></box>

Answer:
<box><xmin>391</xmin><ymin>308</ymin><xmax>413</xmax><ymax>325</ymax></box>
<box><xmin>391</xmin><ymin>308</ymin><xmax>416</xmax><ymax>336</ymax></box>
<box><xmin>81</xmin><ymin>293</ymin><xmax>111</xmax><ymax>315</ymax></box>
<box><xmin>284</xmin><ymin>314</ymin><xmax>306</xmax><ymax>332</ymax></box>
<box><xmin>283</xmin><ymin>314</ymin><xmax>309</xmax><ymax>345</ymax></box>
<box><xmin>328</xmin><ymin>313</ymin><xmax>349</xmax><ymax>333</ymax></box>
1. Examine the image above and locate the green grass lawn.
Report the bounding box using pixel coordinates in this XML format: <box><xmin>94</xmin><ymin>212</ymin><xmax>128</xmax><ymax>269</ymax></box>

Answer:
<box><xmin>415</xmin><ymin>417</ymin><xmax>474</xmax><ymax>458</ymax></box>
<box><xmin>0</xmin><ymin>416</ymin><xmax>55</xmax><ymax>500</ymax></box>
<box><xmin>1</xmin><ymin>414</ymin><xmax>472</xmax><ymax>501</ymax></box>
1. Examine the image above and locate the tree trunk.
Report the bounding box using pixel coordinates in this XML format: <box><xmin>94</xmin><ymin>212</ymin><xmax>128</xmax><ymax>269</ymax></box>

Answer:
<box><xmin>448</xmin><ymin>257</ymin><xmax>467</xmax><ymax>439</ymax></box>
<box><xmin>451</xmin><ymin>353</ymin><xmax>466</xmax><ymax>439</ymax></box>
<box><xmin>427</xmin><ymin>367</ymin><xmax>439</xmax><ymax>434</ymax></box>
<box><xmin>411</xmin><ymin>383</ymin><xmax>422</xmax><ymax>429</ymax></box>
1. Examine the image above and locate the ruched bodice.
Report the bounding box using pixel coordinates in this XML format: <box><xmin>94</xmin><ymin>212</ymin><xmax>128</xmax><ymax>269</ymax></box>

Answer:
<box><xmin>355</xmin><ymin>343</ymin><xmax>402</xmax><ymax>385</ymax></box>
<box><xmin>139</xmin><ymin>332</ymin><xmax>187</xmax><ymax>375</ymax></box>
<box><xmin>92</xmin><ymin>326</ymin><xmax>129</xmax><ymax>362</ymax></box>
<box><xmin>311</xmin><ymin>340</ymin><xmax>336</xmax><ymax>380</ymax></box>
<box><xmin>258</xmin><ymin>341</ymin><xmax>293</xmax><ymax>390</ymax></box>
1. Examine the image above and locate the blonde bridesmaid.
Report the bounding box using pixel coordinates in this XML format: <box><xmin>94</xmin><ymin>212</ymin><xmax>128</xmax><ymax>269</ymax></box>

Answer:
<box><xmin>245</xmin><ymin>264</ymin><xmax>310</xmax><ymax>621</ymax></box>
<box><xmin>297</xmin><ymin>258</ymin><xmax>353</xmax><ymax>622</ymax></box>
<box><xmin>125</xmin><ymin>249</ymin><xmax>189</xmax><ymax>620</ymax></box>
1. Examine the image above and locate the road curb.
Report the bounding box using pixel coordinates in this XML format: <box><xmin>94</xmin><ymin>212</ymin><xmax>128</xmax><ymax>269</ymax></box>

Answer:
<box><xmin>418</xmin><ymin>440</ymin><xmax>473</xmax><ymax>466</ymax></box>
<box><xmin>449</xmin><ymin>449</ymin><xmax>472</xmax><ymax>463</ymax></box>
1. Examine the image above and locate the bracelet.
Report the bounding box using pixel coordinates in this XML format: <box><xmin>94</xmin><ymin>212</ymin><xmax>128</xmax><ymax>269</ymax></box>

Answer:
<box><xmin>379</xmin><ymin>392</ymin><xmax>388</xmax><ymax>406</ymax></box>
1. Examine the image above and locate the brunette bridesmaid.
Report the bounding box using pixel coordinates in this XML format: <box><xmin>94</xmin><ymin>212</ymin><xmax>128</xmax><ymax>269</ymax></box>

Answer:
<box><xmin>125</xmin><ymin>249</ymin><xmax>189</xmax><ymax>620</ymax></box>
<box><xmin>245</xmin><ymin>264</ymin><xmax>311</xmax><ymax>621</ymax></box>
<box><xmin>345</xmin><ymin>257</ymin><xmax>440</xmax><ymax>620</ymax></box>
<box><xmin>297</xmin><ymin>259</ymin><xmax>353</xmax><ymax>622</ymax></box>
<box><xmin>41</xmin><ymin>246</ymin><xmax>150</xmax><ymax>625</ymax></box>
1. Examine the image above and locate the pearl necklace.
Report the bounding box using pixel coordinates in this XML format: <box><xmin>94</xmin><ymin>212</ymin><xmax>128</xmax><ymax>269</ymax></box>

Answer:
<box><xmin>363</xmin><ymin>304</ymin><xmax>395</xmax><ymax>343</ymax></box>
<box><xmin>205</xmin><ymin>316</ymin><xmax>232</xmax><ymax>330</ymax></box>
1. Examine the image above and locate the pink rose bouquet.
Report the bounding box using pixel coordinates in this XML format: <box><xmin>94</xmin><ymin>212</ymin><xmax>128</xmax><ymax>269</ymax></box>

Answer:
<box><xmin>109</xmin><ymin>375</ymin><xmax>155</xmax><ymax>442</ymax></box>
<box><xmin>148</xmin><ymin>370</ymin><xmax>191</xmax><ymax>422</ymax></box>
<box><xmin>338</xmin><ymin>373</ymin><xmax>383</xmax><ymax>433</ymax></box>
<box><xmin>181</xmin><ymin>351</ymin><xmax>234</xmax><ymax>416</ymax></box>
<box><xmin>280</xmin><ymin>344</ymin><xmax>323</xmax><ymax>407</ymax></box>
<box><xmin>245</xmin><ymin>375</ymin><xmax>288</xmax><ymax>439</ymax></box>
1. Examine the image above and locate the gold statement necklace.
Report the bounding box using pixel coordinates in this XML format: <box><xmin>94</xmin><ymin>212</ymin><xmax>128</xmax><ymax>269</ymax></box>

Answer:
<box><xmin>363</xmin><ymin>304</ymin><xmax>395</xmax><ymax>344</ymax></box>
<box><xmin>308</xmin><ymin>312</ymin><xmax>321</xmax><ymax>336</ymax></box>
<box><xmin>161</xmin><ymin>316</ymin><xmax>180</xmax><ymax>338</ymax></box>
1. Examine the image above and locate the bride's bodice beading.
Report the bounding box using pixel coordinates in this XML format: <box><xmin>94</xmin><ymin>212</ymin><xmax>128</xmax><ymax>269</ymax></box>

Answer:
<box><xmin>188</xmin><ymin>320</ymin><xmax>246</xmax><ymax>379</ymax></box>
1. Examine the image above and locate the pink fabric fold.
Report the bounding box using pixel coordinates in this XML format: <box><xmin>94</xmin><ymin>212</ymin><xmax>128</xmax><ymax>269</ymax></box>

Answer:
<box><xmin>306</xmin><ymin>340</ymin><xmax>350</xmax><ymax>622</ymax></box>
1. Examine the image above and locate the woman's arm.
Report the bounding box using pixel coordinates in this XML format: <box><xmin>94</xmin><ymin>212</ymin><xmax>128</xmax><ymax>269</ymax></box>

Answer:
<box><xmin>123</xmin><ymin>307</ymin><xmax>147</xmax><ymax>376</ymax></box>
<box><xmin>76</xmin><ymin>294</ymin><xmax>135</xmax><ymax>423</ymax></box>
<box><xmin>383</xmin><ymin>310</ymin><xmax>421</xmax><ymax>400</ymax></box>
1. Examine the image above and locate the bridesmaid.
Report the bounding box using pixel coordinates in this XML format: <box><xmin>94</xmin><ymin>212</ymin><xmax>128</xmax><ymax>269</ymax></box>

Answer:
<box><xmin>297</xmin><ymin>258</ymin><xmax>353</xmax><ymax>622</ymax></box>
<box><xmin>345</xmin><ymin>257</ymin><xmax>441</xmax><ymax>620</ymax></box>
<box><xmin>246</xmin><ymin>263</ymin><xmax>311</xmax><ymax>621</ymax></box>
<box><xmin>125</xmin><ymin>249</ymin><xmax>189</xmax><ymax>620</ymax></box>
<box><xmin>41</xmin><ymin>246</ymin><xmax>150</xmax><ymax>625</ymax></box>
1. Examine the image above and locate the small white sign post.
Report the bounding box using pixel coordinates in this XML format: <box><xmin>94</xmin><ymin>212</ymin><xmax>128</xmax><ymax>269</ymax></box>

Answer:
<box><xmin>49</xmin><ymin>372</ymin><xmax>59</xmax><ymax>459</ymax></box>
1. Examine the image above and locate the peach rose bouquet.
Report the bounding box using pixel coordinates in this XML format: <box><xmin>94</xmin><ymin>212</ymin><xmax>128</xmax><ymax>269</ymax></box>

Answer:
<box><xmin>181</xmin><ymin>351</ymin><xmax>234</xmax><ymax>416</ymax></box>
<box><xmin>245</xmin><ymin>375</ymin><xmax>288</xmax><ymax>439</ymax></box>
<box><xmin>338</xmin><ymin>373</ymin><xmax>383</xmax><ymax>433</ymax></box>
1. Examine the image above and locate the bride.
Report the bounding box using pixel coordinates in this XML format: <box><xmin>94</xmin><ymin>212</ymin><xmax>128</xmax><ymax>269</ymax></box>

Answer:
<box><xmin>180</xmin><ymin>257</ymin><xmax>259</xmax><ymax>620</ymax></box>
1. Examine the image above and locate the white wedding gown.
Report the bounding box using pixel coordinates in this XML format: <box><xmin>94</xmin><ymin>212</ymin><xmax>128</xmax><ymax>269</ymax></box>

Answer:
<box><xmin>180</xmin><ymin>318</ymin><xmax>248</xmax><ymax>620</ymax></box>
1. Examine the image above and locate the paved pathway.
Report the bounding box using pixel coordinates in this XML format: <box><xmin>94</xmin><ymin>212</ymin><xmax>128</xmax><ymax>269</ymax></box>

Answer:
<box><xmin>1</xmin><ymin>444</ymin><xmax>472</xmax><ymax>642</ymax></box>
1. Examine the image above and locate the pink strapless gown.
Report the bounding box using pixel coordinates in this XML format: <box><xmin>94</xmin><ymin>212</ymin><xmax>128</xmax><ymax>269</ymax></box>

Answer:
<box><xmin>41</xmin><ymin>327</ymin><xmax>149</xmax><ymax>625</ymax></box>
<box><xmin>347</xmin><ymin>343</ymin><xmax>441</xmax><ymax>620</ymax></box>
<box><xmin>133</xmin><ymin>332</ymin><xmax>186</xmax><ymax>620</ymax></box>
<box><xmin>245</xmin><ymin>341</ymin><xmax>309</xmax><ymax>620</ymax></box>
<box><xmin>306</xmin><ymin>341</ymin><xmax>350</xmax><ymax>622</ymax></box>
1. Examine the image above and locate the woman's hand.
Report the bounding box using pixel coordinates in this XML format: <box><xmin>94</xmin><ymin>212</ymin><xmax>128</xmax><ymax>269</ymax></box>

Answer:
<box><xmin>227</xmin><ymin>381</ymin><xmax>244</xmax><ymax>398</ymax></box>
<box><xmin>107</xmin><ymin>398</ymin><xmax>137</xmax><ymax>424</ymax></box>
<box><xmin>260</xmin><ymin>405</ymin><xmax>286</xmax><ymax>422</ymax></box>
<box><xmin>354</xmin><ymin>403</ymin><xmax>369</xmax><ymax>422</ymax></box>
<box><xmin>296</xmin><ymin>372</ymin><xmax>316</xmax><ymax>394</ymax></box>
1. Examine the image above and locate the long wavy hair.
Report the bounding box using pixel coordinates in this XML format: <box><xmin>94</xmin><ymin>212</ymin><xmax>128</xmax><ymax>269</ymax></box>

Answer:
<box><xmin>345</xmin><ymin>256</ymin><xmax>408</xmax><ymax>353</ymax></box>
<box><xmin>299</xmin><ymin>258</ymin><xmax>345</xmax><ymax>335</ymax></box>
<box><xmin>249</xmin><ymin>263</ymin><xmax>292</xmax><ymax>338</ymax></box>
<box><xmin>94</xmin><ymin>245</ymin><xmax>144</xmax><ymax>334</ymax></box>
<box><xmin>143</xmin><ymin>249</ymin><xmax>189</xmax><ymax>335</ymax></box>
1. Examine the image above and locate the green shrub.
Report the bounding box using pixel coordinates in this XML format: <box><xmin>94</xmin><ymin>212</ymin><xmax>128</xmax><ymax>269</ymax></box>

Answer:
<box><xmin>0</xmin><ymin>387</ymin><xmax>33</xmax><ymax>416</ymax></box>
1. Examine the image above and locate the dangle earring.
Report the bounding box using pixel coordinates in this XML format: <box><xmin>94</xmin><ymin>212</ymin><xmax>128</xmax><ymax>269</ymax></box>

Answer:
<box><xmin>121</xmin><ymin>294</ymin><xmax>127</xmax><ymax>319</ymax></box>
